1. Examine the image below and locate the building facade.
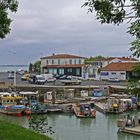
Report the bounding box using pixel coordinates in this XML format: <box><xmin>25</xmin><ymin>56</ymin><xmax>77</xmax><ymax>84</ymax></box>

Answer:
<box><xmin>41</xmin><ymin>54</ymin><xmax>85</xmax><ymax>77</ymax></box>
<box><xmin>87</xmin><ymin>57</ymin><xmax>138</xmax><ymax>80</ymax></box>
<box><xmin>100</xmin><ymin>62</ymin><xmax>137</xmax><ymax>81</ymax></box>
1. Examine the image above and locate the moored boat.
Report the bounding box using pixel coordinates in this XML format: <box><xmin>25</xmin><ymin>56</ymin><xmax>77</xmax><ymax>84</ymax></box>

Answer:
<box><xmin>46</xmin><ymin>104</ymin><xmax>62</xmax><ymax>113</ymax></box>
<box><xmin>117</xmin><ymin>113</ymin><xmax>140</xmax><ymax>135</ymax></box>
<box><xmin>31</xmin><ymin>102</ymin><xmax>47</xmax><ymax>114</ymax></box>
<box><xmin>73</xmin><ymin>103</ymin><xmax>96</xmax><ymax>118</ymax></box>
<box><xmin>0</xmin><ymin>93</ymin><xmax>25</xmax><ymax>116</ymax></box>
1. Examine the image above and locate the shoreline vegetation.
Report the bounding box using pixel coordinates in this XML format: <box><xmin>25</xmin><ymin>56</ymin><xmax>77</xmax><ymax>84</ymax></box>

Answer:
<box><xmin>0</xmin><ymin>119</ymin><xmax>53</xmax><ymax>140</ymax></box>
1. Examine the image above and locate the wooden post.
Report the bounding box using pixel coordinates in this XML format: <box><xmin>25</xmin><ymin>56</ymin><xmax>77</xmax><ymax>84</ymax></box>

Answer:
<box><xmin>52</xmin><ymin>89</ymin><xmax>56</xmax><ymax>104</ymax></box>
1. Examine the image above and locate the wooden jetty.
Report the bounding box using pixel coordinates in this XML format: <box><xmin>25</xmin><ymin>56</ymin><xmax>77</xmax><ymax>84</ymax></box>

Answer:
<box><xmin>119</xmin><ymin>126</ymin><xmax>140</xmax><ymax>135</ymax></box>
<box><xmin>94</xmin><ymin>102</ymin><xmax>106</xmax><ymax>114</ymax></box>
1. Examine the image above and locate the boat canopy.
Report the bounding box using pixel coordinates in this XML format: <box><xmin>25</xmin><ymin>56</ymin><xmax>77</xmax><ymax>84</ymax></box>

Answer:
<box><xmin>19</xmin><ymin>91</ymin><xmax>38</xmax><ymax>95</ymax></box>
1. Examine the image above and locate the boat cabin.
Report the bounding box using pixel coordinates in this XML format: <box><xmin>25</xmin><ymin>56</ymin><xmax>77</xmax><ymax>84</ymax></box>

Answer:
<box><xmin>0</xmin><ymin>93</ymin><xmax>23</xmax><ymax>106</ymax></box>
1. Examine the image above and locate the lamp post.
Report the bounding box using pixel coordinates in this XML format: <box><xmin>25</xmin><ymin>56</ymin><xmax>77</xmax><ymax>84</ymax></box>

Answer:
<box><xmin>8</xmin><ymin>50</ymin><xmax>17</xmax><ymax>86</ymax></box>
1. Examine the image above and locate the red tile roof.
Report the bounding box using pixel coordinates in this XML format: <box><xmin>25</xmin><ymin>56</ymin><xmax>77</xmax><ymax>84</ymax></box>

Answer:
<box><xmin>101</xmin><ymin>62</ymin><xmax>137</xmax><ymax>71</ymax></box>
<box><xmin>41</xmin><ymin>54</ymin><xmax>85</xmax><ymax>59</ymax></box>
<box><xmin>116</xmin><ymin>57</ymin><xmax>138</xmax><ymax>61</ymax></box>
<box><xmin>42</xmin><ymin>64</ymin><xmax>85</xmax><ymax>68</ymax></box>
<box><xmin>93</xmin><ymin>57</ymin><xmax>138</xmax><ymax>62</ymax></box>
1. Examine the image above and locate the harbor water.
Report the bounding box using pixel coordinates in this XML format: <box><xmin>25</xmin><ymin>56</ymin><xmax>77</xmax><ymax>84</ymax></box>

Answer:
<box><xmin>0</xmin><ymin>112</ymin><xmax>139</xmax><ymax>140</ymax></box>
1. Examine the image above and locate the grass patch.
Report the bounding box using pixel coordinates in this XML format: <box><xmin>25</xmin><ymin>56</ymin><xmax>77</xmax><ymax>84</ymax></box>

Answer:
<box><xmin>0</xmin><ymin>119</ymin><xmax>53</xmax><ymax>140</ymax></box>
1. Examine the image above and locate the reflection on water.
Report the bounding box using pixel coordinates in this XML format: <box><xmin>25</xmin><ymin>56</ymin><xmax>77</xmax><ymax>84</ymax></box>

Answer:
<box><xmin>117</xmin><ymin>133</ymin><xmax>140</xmax><ymax>140</ymax></box>
<box><xmin>0</xmin><ymin>112</ymin><xmax>140</xmax><ymax>140</ymax></box>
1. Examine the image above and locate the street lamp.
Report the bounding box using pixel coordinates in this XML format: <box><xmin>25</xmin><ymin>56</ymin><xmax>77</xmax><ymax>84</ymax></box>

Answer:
<box><xmin>8</xmin><ymin>50</ymin><xmax>17</xmax><ymax>86</ymax></box>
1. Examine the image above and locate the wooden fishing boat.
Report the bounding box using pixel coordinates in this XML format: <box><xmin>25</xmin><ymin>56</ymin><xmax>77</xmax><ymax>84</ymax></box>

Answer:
<box><xmin>73</xmin><ymin>103</ymin><xmax>96</xmax><ymax>118</ymax></box>
<box><xmin>0</xmin><ymin>93</ymin><xmax>25</xmax><ymax>116</ymax></box>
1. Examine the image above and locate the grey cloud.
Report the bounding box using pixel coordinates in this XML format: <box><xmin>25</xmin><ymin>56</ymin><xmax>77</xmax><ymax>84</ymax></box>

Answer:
<box><xmin>0</xmin><ymin>0</ymin><xmax>134</xmax><ymax>64</ymax></box>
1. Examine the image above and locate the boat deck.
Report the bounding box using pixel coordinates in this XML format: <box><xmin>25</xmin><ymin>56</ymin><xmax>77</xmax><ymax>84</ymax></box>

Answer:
<box><xmin>73</xmin><ymin>104</ymin><xmax>96</xmax><ymax>118</ymax></box>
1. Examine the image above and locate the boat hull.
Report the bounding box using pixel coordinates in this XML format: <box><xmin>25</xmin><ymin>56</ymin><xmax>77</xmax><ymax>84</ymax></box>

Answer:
<box><xmin>0</xmin><ymin>105</ymin><xmax>25</xmax><ymax>116</ymax></box>
<box><xmin>73</xmin><ymin>104</ymin><xmax>96</xmax><ymax>118</ymax></box>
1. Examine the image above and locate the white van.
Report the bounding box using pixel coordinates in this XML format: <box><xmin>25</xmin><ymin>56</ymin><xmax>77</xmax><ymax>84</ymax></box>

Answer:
<box><xmin>35</xmin><ymin>75</ymin><xmax>46</xmax><ymax>85</ymax></box>
<box><xmin>41</xmin><ymin>74</ymin><xmax>56</xmax><ymax>82</ymax></box>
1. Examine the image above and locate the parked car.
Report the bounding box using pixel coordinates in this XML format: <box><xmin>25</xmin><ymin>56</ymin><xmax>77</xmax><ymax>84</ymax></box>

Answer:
<box><xmin>35</xmin><ymin>75</ymin><xmax>46</xmax><ymax>85</ymax></box>
<box><xmin>8</xmin><ymin>72</ymin><xmax>14</xmax><ymax>79</ymax></box>
<box><xmin>41</xmin><ymin>74</ymin><xmax>56</xmax><ymax>82</ymax></box>
<box><xmin>54</xmin><ymin>74</ymin><xmax>64</xmax><ymax>79</ymax></box>
<box><xmin>16</xmin><ymin>69</ymin><xmax>25</xmax><ymax>75</ymax></box>
<box><xmin>21</xmin><ymin>74</ymin><xmax>30</xmax><ymax>81</ymax></box>
<box><xmin>59</xmin><ymin>75</ymin><xmax>68</xmax><ymax>80</ymax></box>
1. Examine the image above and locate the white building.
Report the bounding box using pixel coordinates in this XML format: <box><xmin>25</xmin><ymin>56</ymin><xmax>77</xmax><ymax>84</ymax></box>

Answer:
<box><xmin>100</xmin><ymin>62</ymin><xmax>137</xmax><ymax>81</ymax></box>
<box><xmin>87</xmin><ymin>57</ymin><xmax>138</xmax><ymax>80</ymax></box>
<box><xmin>41</xmin><ymin>54</ymin><xmax>85</xmax><ymax>77</ymax></box>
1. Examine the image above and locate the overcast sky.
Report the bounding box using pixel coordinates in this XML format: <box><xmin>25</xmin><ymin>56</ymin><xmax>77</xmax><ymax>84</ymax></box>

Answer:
<box><xmin>0</xmin><ymin>0</ymin><xmax>134</xmax><ymax>65</ymax></box>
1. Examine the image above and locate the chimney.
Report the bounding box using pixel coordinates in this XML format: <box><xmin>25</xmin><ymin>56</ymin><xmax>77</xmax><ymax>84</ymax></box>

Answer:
<box><xmin>52</xmin><ymin>53</ymin><xmax>55</xmax><ymax>56</ymax></box>
<box><xmin>129</xmin><ymin>55</ymin><xmax>132</xmax><ymax>61</ymax></box>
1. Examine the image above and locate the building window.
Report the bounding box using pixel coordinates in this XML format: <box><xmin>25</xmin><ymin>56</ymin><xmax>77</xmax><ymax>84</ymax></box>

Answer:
<box><xmin>58</xmin><ymin>59</ymin><xmax>60</xmax><ymax>65</ymax></box>
<box><xmin>59</xmin><ymin>69</ymin><xmax>64</xmax><ymax>75</ymax></box>
<box><xmin>74</xmin><ymin>59</ymin><xmax>76</xmax><ymax>64</ymax></box>
<box><xmin>120</xmin><ymin>73</ymin><xmax>125</xmax><ymax>75</ymax></box>
<box><xmin>52</xmin><ymin>60</ymin><xmax>54</xmax><ymax>64</ymax></box>
<box><xmin>69</xmin><ymin>59</ymin><xmax>72</xmax><ymax>64</ymax></box>
<box><xmin>99</xmin><ymin>62</ymin><xmax>102</xmax><ymax>67</ymax></box>
<box><xmin>76</xmin><ymin>68</ymin><xmax>80</xmax><ymax>76</ymax></box>
<box><xmin>92</xmin><ymin>62</ymin><xmax>98</xmax><ymax>66</ymax></box>
<box><xmin>53</xmin><ymin>69</ymin><xmax>57</xmax><ymax>74</ymax></box>
<box><xmin>111</xmin><ymin>73</ymin><xmax>116</xmax><ymax>75</ymax></box>
<box><xmin>67</xmin><ymin>68</ymin><xmax>72</xmax><ymax>73</ymax></box>
<box><xmin>100</xmin><ymin>72</ymin><xmax>109</xmax><ymax>76</ymax></box>
<box><xmin>46</xmin><ymin>60</ymin><xmax>48</xmax><ymax>64</ymax></box>
<box><xmin>79</xmin><ymin>59</ymin><xmax>81</xmax><ymax>64</ymax></box>
<box><xmin>48</xmin><ymin>69</ymin><xmax>53</xmax><ymax>74</ymax></box>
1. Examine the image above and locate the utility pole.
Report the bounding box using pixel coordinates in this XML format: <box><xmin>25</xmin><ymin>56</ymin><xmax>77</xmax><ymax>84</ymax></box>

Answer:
<box><xmin>8</xmin><ymin>50</ymin><xmax>17</xmax><ymax>86</ymax></box>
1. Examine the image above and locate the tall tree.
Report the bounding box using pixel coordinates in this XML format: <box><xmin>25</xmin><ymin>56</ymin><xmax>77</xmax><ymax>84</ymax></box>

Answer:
<box><xmin>29</xmin><ymin>63</ymin><xmax>33</xmax><ymax>73</ymax></box>
<box><xmin>83</xmin><ymin>0</ymin><xmax>140</xmax><ymax>57</ymax></box>
<box><xmin>127</xmin><ymin>63</ymin><xmax>140</xmax><ymax>97</ymax></box>
<box><xmin>0</xmin><ymin>0</ymin><xmax>18</xmax><ymax>39</ymax></box>
<box><xmin>33</xmin><ymin>60</ymin><xmax>41</xmax><ymax>74</ymax></box>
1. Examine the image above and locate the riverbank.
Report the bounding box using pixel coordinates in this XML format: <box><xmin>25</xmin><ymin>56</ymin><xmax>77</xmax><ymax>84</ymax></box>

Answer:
<box><xmin>0</xmin><ymin>119</ymin><xmax>53</xmax><ymax>140</ymax></box>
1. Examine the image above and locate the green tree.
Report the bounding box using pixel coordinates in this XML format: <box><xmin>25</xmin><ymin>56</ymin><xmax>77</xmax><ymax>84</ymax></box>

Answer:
<box><xmin>84</xmin><ymin>55</ymin><xmax>105</xmax><ymax>64</ymax></box>
<box><xmin>29</xmin><ymin>63</ymin><xmax>33</xmax><ymax>73</ymax></box>
<box><xmin>83</xmin><ymin>0</ymin><xmax>140</xmax><ymax>57</ymax></box>
<box><xmin>33</xmin><ymin>60</ymin><xmax>41</xmax><ymax>74</ymax></box>
<box><xmin>127</xmin><ymin>63</ymin><xmax>140</xmax><ymax>97</ymax></box>
<box><xmin>0</xmin><ymin>0</ymin><xmax>18</xmax><ymax>39</ymax></box>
